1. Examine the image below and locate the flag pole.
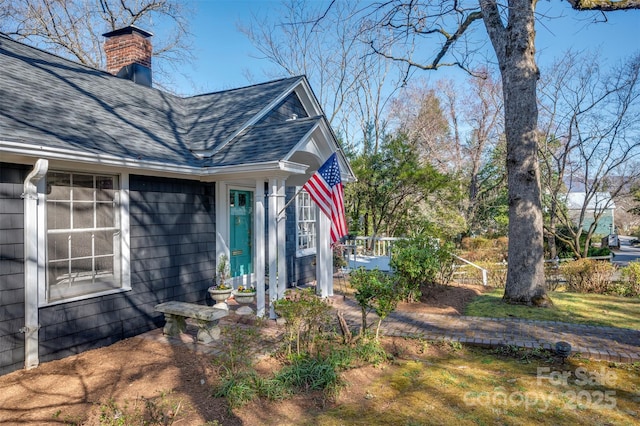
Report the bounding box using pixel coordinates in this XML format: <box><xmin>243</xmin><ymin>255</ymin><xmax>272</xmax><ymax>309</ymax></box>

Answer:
<box><xmin>277</xmin><ymin>186</ymin><xmax>306</xmax><ymax>218</ymax></box>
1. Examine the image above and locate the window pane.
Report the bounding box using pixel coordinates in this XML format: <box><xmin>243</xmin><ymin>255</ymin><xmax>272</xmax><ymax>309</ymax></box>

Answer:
<box><xmin>47</xmin><ymin>172</ymin><xmax>71</xmax><ymax>200</ymax></box>
<box><xmin>96</xmin><ymin>176</ymin><xmax>115</xmax><ymax>201</ymax></box>
<box><xmin>73</xmin><ymin>174</ymin><xmax>94</xmax><ymax>201</ymax></box>
<box><xmin>70</xmin><ymin>233</ymin><xmax>92</xmax><ymax>259</ymax></box>
<box><xmin>73</xmin><ymin>202</ymin><xmax>94</xmax><ymax>228</ymax></box>
<box><xmin>96</xmin><ymin>202</ymin><xmax>115</xmax><ymax>228</ymax></box>
<box><xmin>70</xmin><ymin>258</ymin><xmax>93</xmax><ymax>281</ymax></box>
<box><xmin>47</xmin><ymin>201</ymin><xmax>70</xmax><ymax>230</ymax></box>
<box><xmin>95</xmin><ymin>231</ymin><xmax>114</xmax><ymax>256</ymax></box>
<box><xmin>48</xmin><ymin>234</ymin><xmax>69</xmax><ymax>261</ymax></box>
<box><xmin>96</xmin><ymin>256</ymin><xmax>114</xmax><ymax>276</ymax></box>
<box><xmin>48</xmin><ymin>262</ymin><xmax>69</xmax><ymax>286</ymax></box>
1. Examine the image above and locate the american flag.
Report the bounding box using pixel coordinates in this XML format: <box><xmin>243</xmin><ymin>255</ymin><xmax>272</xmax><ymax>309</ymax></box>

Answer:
<box><xmin>303</xmin><ymin>153</ymin><xmax>348</xmax><ymax>243</ymax></box>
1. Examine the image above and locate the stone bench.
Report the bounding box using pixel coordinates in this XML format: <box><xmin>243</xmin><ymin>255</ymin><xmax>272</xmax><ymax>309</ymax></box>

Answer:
<box><xmin>154</xmin><ymin>301</ymin><xmax>228</xmax><ymax>344</ymax></box>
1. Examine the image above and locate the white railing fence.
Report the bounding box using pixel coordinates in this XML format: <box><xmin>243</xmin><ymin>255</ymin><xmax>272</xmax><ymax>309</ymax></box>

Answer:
<box><xmin>343</xmin><ymin>236</ymin><xmax>401</xmax><ymax>257</ymax></box>
<box><xmin>452</xmin><ymin>255</ymin><xmax>488</xmax><ymax>286</ymax></box>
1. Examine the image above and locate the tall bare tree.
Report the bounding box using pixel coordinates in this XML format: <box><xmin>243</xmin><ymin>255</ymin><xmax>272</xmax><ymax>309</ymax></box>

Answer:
<box><xmin>0</xmin><ymin>0</ymin><xmax>193</xmax><ymax>88</ymax></box>
<box><xmin>539</xmin><ymin>52</ymin><xmax>640</xmax><ymax>258</ymax></box>
<box><xmin>240</xmin><ymin>0</ymin><xmax>404</xmax><ymax>153</ymax></box>
<box><xmin>350</xmin><ymin>0</ymin><xmax>640</xmax><ymax>305</ymax></box>
<box><xmin>388</xmin><ymin>82</ymin><xmax>452</xmax><ymax>170</ymax></box>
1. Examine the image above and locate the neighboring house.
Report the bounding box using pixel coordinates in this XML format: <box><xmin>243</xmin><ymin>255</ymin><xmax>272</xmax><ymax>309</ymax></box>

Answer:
<box><xmin>0</xmin><ymin>27</ymin><xmax>354</xmax><ymax>375</ymax></box>
<box><xmin>563</xmin><ymin>192</ymin><xmax>616</xmax><ymax>236</ymax></box>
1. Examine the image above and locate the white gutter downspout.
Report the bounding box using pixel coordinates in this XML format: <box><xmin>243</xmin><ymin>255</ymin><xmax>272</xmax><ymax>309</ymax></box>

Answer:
<box><xmin>20</xmin><ymin>159</ymin><xmax>48</xmax><ymax>370</ymax></box>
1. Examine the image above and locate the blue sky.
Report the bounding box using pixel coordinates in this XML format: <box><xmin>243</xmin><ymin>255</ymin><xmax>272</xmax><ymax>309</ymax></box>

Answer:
<box><xmin>173</xmin><ymin>1</ymin><xmax>640</xmax><ymax>96</ymax></box>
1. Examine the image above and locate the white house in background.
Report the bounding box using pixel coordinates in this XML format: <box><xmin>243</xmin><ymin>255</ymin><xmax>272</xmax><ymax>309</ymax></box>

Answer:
<box><xmin>0</xmin><ymin>26</ymin><xmax>354</xmax><ymax>375</ymax></box>
<box><xmin>563</xmin><ymin>192</ymin><xmax>616</xmax><ymax>235</ymax></box>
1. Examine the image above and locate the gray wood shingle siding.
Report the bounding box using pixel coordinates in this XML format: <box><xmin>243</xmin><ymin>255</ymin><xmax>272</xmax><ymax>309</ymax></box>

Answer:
<box><xmin>1</xmin><ymin>173</ymin><xmax>217</xmax><ymax>373</ymax></box>
<box><xmin>0</xmin><ymin>163</ymin><xmax>28</xmax><ymax>375</ymax></box>
<box><xmin>128</xmin><ymin>175</ymin><xmax>216</xmax><ymax>305</ymax></box>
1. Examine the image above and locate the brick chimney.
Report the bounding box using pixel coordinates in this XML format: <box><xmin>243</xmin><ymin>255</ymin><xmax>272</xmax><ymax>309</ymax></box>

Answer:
<box><xmin>102</xmin><ymin>26</ymin><xmax>153</xmax><ymax>87</ymax></box>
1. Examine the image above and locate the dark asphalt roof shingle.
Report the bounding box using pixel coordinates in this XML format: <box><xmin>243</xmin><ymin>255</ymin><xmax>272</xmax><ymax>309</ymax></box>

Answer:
<box><xmin>0</xmin><ymin>33</ymin><xmax>309</xmax><ymax>168</ymax></box>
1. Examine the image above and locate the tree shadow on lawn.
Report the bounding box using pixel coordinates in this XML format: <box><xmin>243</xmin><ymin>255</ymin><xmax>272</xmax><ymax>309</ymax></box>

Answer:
<box><xmin>396</xmin><ymin>283</ymin><xmax>488</xmax><ymax>315</ymax></box>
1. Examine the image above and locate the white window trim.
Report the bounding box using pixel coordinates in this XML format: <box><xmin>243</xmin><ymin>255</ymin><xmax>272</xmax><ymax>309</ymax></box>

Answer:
<box><xmin>295</xmin><ymin>188</ymin><xmax>317</xmax><ymax>258</ymax></box>
<box><xmin>38</xmin><ymin>172</ymin><xmax>131</xmax><ymax>307</ymax></box>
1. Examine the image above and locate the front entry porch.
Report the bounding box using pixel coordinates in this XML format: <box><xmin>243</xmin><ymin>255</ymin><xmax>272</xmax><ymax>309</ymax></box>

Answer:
<box><xmin>216</xmin><ymin>177</ymin><xmax>335</xmax><ymax>319</ymax></box>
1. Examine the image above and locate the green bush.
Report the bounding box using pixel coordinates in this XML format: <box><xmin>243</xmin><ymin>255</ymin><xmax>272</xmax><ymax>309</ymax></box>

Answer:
<box><xmin>390</xmin><ymin>236</ymin><xmax>455</xmax><ymax>301</ymax></box>
<box><xmin>587</xmin><ymin>246</ymin><xmax>611</xmax><ymax>257</ymax></box>
<box><xmin>349</xmin><ymin>268</ymin><xmax>398</xmax><ymax>339</ymax></box>
<box><xmin>618</xmin><ymin>262</ymin><xmax>640</xmax><ymax>297</ymax></box>
<box><xmin>560</xmin><ymin>259</ymin><xmax>616</xmax><ymax>294</ymax></box>
<box><xmin>273</xmin><ymin>288</ymin><xmax>333</xmax><ymax>357</ymax></box>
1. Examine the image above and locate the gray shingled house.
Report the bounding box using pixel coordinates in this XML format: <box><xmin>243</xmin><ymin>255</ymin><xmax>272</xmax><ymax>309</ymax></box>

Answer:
<box><xmin>0</xmin><ymin>27</ymin><xmax>354</xmax><ymax>375</ymax></box>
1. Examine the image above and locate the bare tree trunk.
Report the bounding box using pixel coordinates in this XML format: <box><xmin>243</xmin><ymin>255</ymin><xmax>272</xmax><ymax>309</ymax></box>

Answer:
<box><xmin>482</xmin><ymin>0</ymin><xmax>547</xmax><ymax>304</ymax></box>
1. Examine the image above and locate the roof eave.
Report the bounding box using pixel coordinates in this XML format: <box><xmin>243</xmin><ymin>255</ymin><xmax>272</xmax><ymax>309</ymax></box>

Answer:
<box><xmin>1</xmin><ymin>139</ymin><xmax>308</xmax><ymax>178</ymax></box>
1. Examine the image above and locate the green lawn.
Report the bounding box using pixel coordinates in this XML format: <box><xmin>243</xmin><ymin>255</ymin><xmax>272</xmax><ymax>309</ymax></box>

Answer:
<box><xmin>303</xmin><ymin>343</ymin><xmax>640</xmax><ymax>426</ymax></box>
<box><xmin>465</xmin><ymin>289</ymin><xmax>640</xmax><ymax>330</ymax></box>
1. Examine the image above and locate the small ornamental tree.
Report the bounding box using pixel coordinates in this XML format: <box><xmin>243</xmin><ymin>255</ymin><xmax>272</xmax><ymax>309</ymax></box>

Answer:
<box><xmin>349</xmin><ymin>268</ymin><xmax>398</xmax><ymax>340</ymax></box>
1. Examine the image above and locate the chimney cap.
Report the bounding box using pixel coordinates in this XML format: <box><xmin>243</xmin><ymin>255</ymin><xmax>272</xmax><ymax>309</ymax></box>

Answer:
<box><xmin>102</xmin><ymin>25</ymin><xmax>153</xmax><ymax>39</ymax></box>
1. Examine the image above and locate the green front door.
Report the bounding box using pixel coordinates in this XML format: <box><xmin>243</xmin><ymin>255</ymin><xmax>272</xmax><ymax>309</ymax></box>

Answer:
<box><xmin>229</xmin><ymin>190</ymin><xmax>253</xmax><ymax>277</ymax></box>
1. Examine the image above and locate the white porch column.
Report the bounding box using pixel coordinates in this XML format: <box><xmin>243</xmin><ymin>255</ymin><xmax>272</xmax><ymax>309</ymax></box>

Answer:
<box><xmin>316</xmin><ymin>205</ymin><xmax>333</xmax><ymax>297</ymax></box>
<box><xmin>268</xmin><ymin>179</ymin><xmax>278</xmax><ymax>318</ymax></box>
<box><xmin>276</xmin><ymin>178</ymin><xmax>287</xmax><ymax>300</ymax></box>
<box><xmin>254</xmin><ymin>180</ymin><xmax>266</xmax><ymax>318</ymax></box>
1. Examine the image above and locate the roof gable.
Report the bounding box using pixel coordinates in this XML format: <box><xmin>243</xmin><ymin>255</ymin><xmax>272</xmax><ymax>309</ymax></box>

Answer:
<box><xmin>183</xmin><ymin>77</ymin><xmax>304</xmax><ymax>155</ymax></box>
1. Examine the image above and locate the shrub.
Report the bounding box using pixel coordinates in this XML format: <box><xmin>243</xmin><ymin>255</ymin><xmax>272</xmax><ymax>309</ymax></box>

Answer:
<box><xmin>349</xmin><ymin>268</ymin><xmax>398</xmax><ymax>339</ymax></box>
<box><xmin>213</xmin><ymin>325</ymin><xmax>259</xmax><ymax>376</ymax></box>
<box><xmin>560</xmin><ymin>259</ymin><xmax>616</xmax><ymax>294</ymax></box>
<box><xmin>273</xmin><ymin>288</ymin><xmax>333</xmax><ymax>357</ymax></box>
<box><xmin>587</xmin><ymin>246</ymin><xmax>611</xmax><ymax>257</ymax></box>
<box><xmin>459</xmin><ymin>236</ymin><xmax>508</xmax><ymax>262</ymax></box>
<box><xmin>391</xmin><ymin>236</ymin><xmax>455</xmax><ymax>301</ymax></box>
<box><xmin>618</xmin><ymin>262</ymin><xmax>640</xmax><ymax>297</ymax></box>
<box><xmin>474</xmin><ymin>261</ymin><xmax>507</xmax><ymax>288</ymax></box>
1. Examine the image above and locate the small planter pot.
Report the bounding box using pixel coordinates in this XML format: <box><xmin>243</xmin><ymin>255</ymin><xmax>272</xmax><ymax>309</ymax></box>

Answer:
<box><xmin>233</xmin><ymin>290</ymin><xmax>256</xmax><ymax>305</ymax></box>
<box><xmin>208</xmin><ymin>287</ymin><xmax>233</xmax><ymax>310</ymax></box>
<box><xmin>233</xmin><ymin>290</ymin><xmax>257</xmax><ymax>315</ymax></box>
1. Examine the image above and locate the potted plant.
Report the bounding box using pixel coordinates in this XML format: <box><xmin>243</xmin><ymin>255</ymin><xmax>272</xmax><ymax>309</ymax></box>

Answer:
<box><xmin>233</xmin><ymin>285</ymin><xmax>257</xmax><ymax>304</ymax></box>
<box><xmin>208</xmin><ymin>254</ymin><xmax>233</xmax><ymax>307</ymax></box>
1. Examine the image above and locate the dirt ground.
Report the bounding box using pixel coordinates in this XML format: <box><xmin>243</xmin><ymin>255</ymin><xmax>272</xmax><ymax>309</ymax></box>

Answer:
<box><xmin>0</xmin><ymin>283</ymin><xmax>487</xmax><ymax>425</ymax></box>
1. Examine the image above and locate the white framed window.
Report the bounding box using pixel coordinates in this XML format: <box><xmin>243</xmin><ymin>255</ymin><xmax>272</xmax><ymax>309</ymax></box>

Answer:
<box><xmin>296</xmin><ymin>189</ymin><xmax>317</xmax><ymax>256</ymax></box>
<box><xmin>44</xmin><ymin>171</ymin><xmax>129</xmax><ymax>303</ymax></box>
